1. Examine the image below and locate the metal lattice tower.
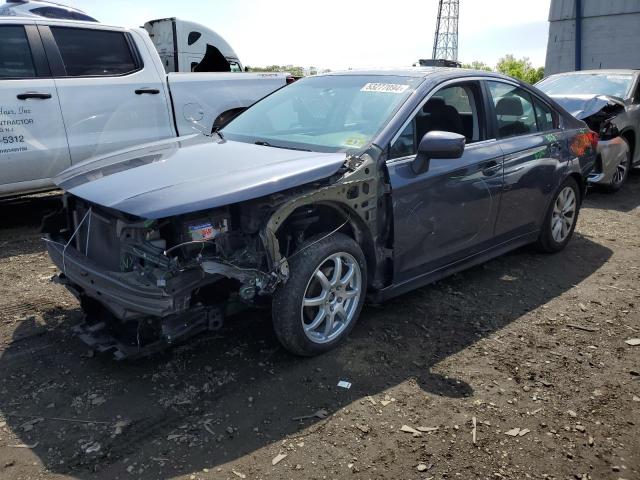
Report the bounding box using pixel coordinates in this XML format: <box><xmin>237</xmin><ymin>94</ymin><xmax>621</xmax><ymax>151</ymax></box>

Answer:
<box><xmin>432</xmin><ymin>0</ymin><xmax>459</xmax><ymax>62</ymax></box>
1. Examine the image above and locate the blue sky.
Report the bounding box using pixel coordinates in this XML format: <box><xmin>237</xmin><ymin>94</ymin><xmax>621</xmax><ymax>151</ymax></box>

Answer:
<box><xmin>61</xmin><ymin>0</ymin><xmax>551</xmax><ymax>70</ymax></box>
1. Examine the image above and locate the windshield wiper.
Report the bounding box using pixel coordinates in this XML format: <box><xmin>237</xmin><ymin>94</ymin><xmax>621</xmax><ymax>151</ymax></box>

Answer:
<box><xmin>254</xmin><ymin>140</ymin><xmax>311</xmax><ymax>152</ymax></box>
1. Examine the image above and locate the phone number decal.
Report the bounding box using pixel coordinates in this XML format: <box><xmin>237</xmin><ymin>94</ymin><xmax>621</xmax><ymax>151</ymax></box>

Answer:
<box><xmin>2</xmin><ymin>135</ymin><xmax>24</xmax><ymax>144</ymax></box>
<box><xmin>0</xmin><ymin>104</ymin><xmax>34</xmax><ymax>154</ymax></box>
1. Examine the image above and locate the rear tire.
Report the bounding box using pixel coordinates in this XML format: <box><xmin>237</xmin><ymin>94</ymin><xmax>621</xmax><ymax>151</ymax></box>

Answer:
<box><xmin>272</xmin><ymin>233</ymin><xmax>367</xmax><ymax>356</ymax></box>
<box><xmin>536</xmin><ymin>177</ymin><xmax>581</xmax><ymax>253</ymax></box>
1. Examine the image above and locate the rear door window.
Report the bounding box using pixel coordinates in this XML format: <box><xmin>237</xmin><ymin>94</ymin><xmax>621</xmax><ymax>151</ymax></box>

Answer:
<box><xmin>50</xmin><ymin>27</ymin><xmax>138</xmax><ymax>76</ymax></box>
<box><xmin>532</xmin><ymin>97</ymin><xmax>556</xmax><ymax>131</ymax></box>
<box><xmin>487</xmin><ymin>81</ymin><xmax>538</xmax><ymax>138</ymax></box>
<box><xmin>0</xmin><ymin>25</ymin><xmax>36</xmax><ymax>79</ymax></box>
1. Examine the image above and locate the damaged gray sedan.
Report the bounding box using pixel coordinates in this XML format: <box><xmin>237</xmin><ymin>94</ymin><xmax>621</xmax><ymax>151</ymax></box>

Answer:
<box><xmin>537</xmin><ymin>69</ymin><xmax>640</xmax><ymax>192</ymax></box>
<box><xmin>44</xmin><ymin>69</ymin><xmax>596</xmax><ymax>359</ymax></box>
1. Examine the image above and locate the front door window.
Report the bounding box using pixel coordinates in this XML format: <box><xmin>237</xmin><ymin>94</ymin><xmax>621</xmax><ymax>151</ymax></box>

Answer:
<box><xmin>389</xmin><ymin>82</ymin><xmax>484</xmax><ymax>159</ymax></box>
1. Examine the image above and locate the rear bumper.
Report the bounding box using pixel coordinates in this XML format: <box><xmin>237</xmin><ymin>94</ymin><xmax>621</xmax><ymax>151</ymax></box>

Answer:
<box><xmin>46</xmin><ymin>237</ymin><xmax>196</xmax><ymax>320</ymax></box>
<box><xmin>588</xmin><ymin>137</ymin><xmax>629</xmax><ymax>186</ymax></box>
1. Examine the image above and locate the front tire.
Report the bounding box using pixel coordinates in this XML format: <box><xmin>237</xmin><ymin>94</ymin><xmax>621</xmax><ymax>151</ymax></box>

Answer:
<box><xmin>536</xmin><ymin>177</ymin><xmax>581</xmax><ymax>253</ymax></box>
<box><xmin>272</xmin><ymin>233</ymin><xmax>367</xmax><ymax>356</ymax></box>
<box><xmin>602</xmin><ymin>138</ymin><xmax>631</xmax><ymax>193</ymax></box>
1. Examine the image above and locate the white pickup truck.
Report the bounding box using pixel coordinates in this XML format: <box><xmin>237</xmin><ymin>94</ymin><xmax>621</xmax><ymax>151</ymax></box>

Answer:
<box><xmin>0</xmin><ymin>16</ymin><xmax>289</xmax><ymax>197</ymax></box>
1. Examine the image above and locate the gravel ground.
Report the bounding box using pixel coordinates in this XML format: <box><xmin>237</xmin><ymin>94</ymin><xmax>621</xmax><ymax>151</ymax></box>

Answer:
<box><xmin>0</xmin><ymin>176</ymin><xmax>638</xmax><ymax>480</ymax></box>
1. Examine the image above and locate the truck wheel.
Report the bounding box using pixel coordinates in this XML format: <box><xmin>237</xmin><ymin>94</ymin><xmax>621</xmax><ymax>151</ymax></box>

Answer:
<box><xmin>602</xmin><ymin>138</ymin><xmax>631</xmax><ymax>193</ymax></box>
<box><xmin>272</xmin><ymin>233</ymin><xmax>367</xmax><ymax>356</ymax></box>
<box><xmin>536</xmin><ymin>177</ymin><xmax>581</xmax><ymax>253</ymax></box>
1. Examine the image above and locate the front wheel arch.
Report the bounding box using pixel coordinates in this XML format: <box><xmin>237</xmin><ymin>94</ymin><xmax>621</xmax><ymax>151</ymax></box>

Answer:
<box><xmin>620</xmin><ymin>129</ymin><xmax>636</xmax><ymax>164</ymax></box>
<box><xmin>273</xmin><ymin>201</ymin><xmax>377</xmax><ymax>286</ymax></box>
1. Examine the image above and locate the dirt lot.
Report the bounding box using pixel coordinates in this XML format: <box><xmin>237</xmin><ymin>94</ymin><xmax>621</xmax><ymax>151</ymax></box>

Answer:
<box><xmin>0</xmin><ymin>177</ymin><xmax>638</xmax><ymax>480</ymax></box>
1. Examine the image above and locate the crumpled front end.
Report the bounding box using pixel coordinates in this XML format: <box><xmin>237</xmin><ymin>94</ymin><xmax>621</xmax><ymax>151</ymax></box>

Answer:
<box><xmin>589</xmin><ymin>136</ymin><xmax>630</xmax><ymax>186</ymax></box>
<box><xmin>43</xmin><ymin>195</ymin><xmax>287</xmax><ymax>359</ymax></box>
<box><xmin>550</xmin><ymin>94</ymin><xmax>628</xmax><ymax>187</ymax></box>
<box><xmin>43</xmin><ymin>142</ymin><xmax>386</xmax><ymax>360</ymax></box>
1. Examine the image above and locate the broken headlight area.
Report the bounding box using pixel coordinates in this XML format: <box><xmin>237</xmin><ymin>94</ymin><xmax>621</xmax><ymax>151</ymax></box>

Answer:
<box><xmin>43</xmin><ymin>195</ymin><xmax>282</xmax><ymax>359</ymax></box>
<box><xmin>555</xmin><ymin>96</ymin><xmax>628</xmax><ymax>186</ymax></box>
<box><xmin>582</xmin><ymin>107</ymin><xmax>623</xmax><ymax>141</ymax></box>
<box><xmin>557</xmin><ymin>95</ymin><xmax>626</xmax><ymax>141</ymax></box>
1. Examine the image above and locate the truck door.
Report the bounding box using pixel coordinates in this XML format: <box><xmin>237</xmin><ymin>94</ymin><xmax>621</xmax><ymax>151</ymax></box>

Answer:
<box><xmin>38</xmin><ymin>24</ymin><xmax>174</xmax><ymax>164</ymax></box>
<box><xmin>0</xmin><ymin>22</ymin><xmax>70</xmax><ymax>194</ymax></box>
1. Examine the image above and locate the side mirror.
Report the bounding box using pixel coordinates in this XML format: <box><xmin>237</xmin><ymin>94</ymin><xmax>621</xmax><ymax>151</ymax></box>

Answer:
<box><xmin>411</xmin><ymin>131</ymin><xmax>466</xmax><ymax>174</ymax></box>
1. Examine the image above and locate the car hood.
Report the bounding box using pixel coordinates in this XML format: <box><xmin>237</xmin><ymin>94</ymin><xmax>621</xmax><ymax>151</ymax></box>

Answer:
<box><xmin>549</xmin><ymin>94</ymin><xmax>625</xmax><ymax>120</ymax></box>
<box><xmin>55</xmin><ymin>135</ymin><xmax>347</xmax><ymax>219</ymax></box>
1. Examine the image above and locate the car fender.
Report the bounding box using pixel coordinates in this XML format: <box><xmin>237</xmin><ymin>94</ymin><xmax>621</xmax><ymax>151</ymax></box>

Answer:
<box><xmin>262</xmin><ymin>154</ymin><xmax>381</xmax><ymax>271</ymax></box>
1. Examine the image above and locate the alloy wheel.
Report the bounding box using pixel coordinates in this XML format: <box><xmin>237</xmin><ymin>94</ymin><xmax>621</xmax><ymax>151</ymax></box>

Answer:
<box><xmin>612</xmin><ymin>152</ymin><xmax>630</xmax><ymax>187</ymax></box>
<box><xmin>301</xmin><ymin>252</ymin><xmax>362</xmax><ymax>344</ymax></box>
<box><xmin>551</xmin><ymin>186</ymin><xmax>577</xmax><ymax>243</ymax></box>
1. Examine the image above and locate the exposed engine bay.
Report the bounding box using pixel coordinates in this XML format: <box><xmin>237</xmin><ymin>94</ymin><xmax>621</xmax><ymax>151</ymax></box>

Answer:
<box><xmin>43</xmin><ymin>153</ymin><xmax>387</xmax><ymax>359</ymax></box>
<box><xmin>575</xmin><ymin>96</ymin><xmax>625</xmax><ymax>140</ymax></box>
<box><xmin>552</xmin><ymin>94</ymin><xmax>625</xmax><ymax>139</ymax></box>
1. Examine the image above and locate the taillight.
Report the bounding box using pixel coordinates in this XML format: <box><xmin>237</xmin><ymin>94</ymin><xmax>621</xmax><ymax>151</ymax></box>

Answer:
<box><xmin>570</xmin><ymin>130</ymin><xmax>599</xmax><ymax>156</ymax></box>
<box><xmin>286</xmin><ymin>75</ymin><xmax>297</xmax><ymax>85</ymax></box>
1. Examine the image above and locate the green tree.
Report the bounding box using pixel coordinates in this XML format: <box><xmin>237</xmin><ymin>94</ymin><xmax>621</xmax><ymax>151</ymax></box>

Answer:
<box><xmin>495</xmin><ymin>55</ymin><xmax>544</xmax><ymax>84</ymax></box>
<box><xmin>530</xmin><ymin>66</ymin><xmax>545</xmax><ymax>84</ymax></box>
<box><xmin>462</xmin><ymin>61</ymin><xmax>492</xmax><ymax>71</ymax></box>
<box><xmin>285</xmin><ymin>65</ymin><xmax>306</xmax><ymax>77</ymax></box>
<box><xmin>246</xmin><ymin>64</ymin><xmax>306</xmax><ymax>77</ymax></box>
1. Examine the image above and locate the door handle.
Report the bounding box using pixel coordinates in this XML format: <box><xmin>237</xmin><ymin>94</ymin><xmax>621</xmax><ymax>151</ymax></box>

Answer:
<box><xmin>482</xmin><ymin>160</ymin><xmax>501</xmax><ymax>177</ymax></box>
<box><xmin>17</xmin><ymin>92</ymin><xmax>52</xmax><ymax>100</ymax></box>
<box><xmin>135</xmin><ymin>88</ymin><xmax>160</xmax><ymax>95</ymax></box>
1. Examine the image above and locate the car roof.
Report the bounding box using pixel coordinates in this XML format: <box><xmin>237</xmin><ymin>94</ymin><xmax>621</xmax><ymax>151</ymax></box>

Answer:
<box><xmin>548</xmin><ymin>69</ymin><xmax>639</xmax><ymax>76</ymax></box>
<box><xmin>320</xmin><ymin>67</ymin><xmax>520</xmax><ymax>83</ymax></box>
<box><xmin>4</xmin><ymin>0</ymin><xmax>91</xmax><ymax>13</ymax></box>
<box><xmin>1</xmin><ymin>15</ymin><xmax>124</xmax><ymax>29</ymax></box>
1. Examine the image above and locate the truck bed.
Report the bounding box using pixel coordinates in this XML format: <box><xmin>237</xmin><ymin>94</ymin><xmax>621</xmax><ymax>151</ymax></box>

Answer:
<box><xmin>167</xmin><ymin>72</ymin><xmax>289</xmax><ymax>136</ymax></box>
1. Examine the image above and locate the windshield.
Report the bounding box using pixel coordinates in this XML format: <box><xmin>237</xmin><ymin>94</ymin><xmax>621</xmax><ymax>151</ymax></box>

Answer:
<box><xmin>537</xmin><ymin>73</ymin><xmax>634</xmax><ymax>99</ymax></box>
<box><xmin>221</xmin><ymin>75</ymin><xmax>422</xmax><ymax>152</ymax></box>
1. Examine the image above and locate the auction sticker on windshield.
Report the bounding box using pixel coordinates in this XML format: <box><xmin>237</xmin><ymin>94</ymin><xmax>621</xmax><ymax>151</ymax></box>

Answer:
<box><xmin>361</xmin><ymin>83</ymin><xmax>410</xmax><ymax>93</ymax></box>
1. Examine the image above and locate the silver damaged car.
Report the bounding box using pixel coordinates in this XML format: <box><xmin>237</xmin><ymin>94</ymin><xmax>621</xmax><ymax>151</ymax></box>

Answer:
<box><xmin>537</xmin><ymin>69</ymin><xmax>640</xmax><ymax>192</ymax></box>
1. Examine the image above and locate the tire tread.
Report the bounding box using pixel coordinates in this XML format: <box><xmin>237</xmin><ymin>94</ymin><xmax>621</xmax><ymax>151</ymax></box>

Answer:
<box><xmin>272</xmin><ymin>233</ymin><xmax>367</xmax><ymax>356</ymax></box>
